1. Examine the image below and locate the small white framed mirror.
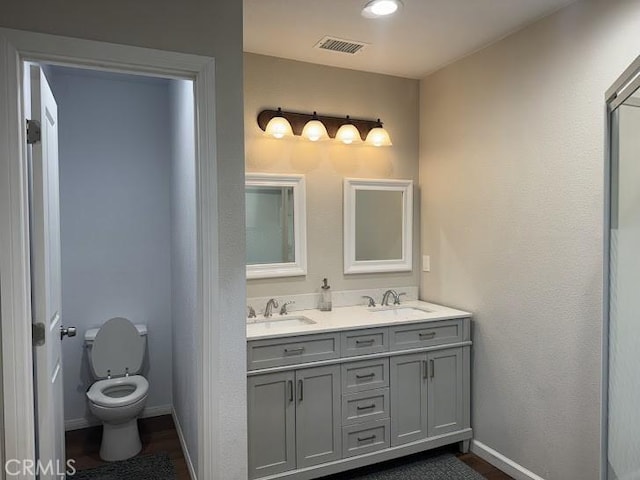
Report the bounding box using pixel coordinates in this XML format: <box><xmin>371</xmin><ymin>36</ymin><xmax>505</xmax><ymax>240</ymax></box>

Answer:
<box><xmin>246</xmin><ymin>173</ymin><xmax>307</xmax><ymax>279</ymax></box>
<box><xmin>344</xmin><ymin>178</ymin><xmax>413</xmax><ymax>274</ymax></box>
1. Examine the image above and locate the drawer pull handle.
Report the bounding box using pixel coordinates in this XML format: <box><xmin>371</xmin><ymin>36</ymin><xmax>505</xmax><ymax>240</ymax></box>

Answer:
<box><xmin>357</xmin><ymin>434</ymin><xmax>376</xmax><ymax>443</ymax></box>
<box><xmin>355</xmin><ymin>339</ymin><xmax>375</xmax><ymax>346</ymax></box>
<box><xmin>355</xmin><ymin>372</ymin><xmax>376</xmax><ymax>380</ymax></box>
<box><xmin>419</xmin><ymin>332</ymin><xmax>436</xmax><ymax>339</ymax></box>
<box><xmin>356</xmin><ymin>403</ymin><xmax>376</xmax><ymax>411</ymax></box>
<box><xmin>284</xmin><ymin>347</ymin><xmax>305</xmax><ymax>355</ymax></box>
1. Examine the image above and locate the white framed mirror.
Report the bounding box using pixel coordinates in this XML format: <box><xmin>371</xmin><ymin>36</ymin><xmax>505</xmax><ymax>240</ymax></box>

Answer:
<box><xmin>246</xmin><ymin>173</ymin><xmax>307</xmax><ymax>279</ymax></box>
<box><xmin>344</xmin><ymin>178</ymin><xmax>413</xmax><ymax>274</ymax></box>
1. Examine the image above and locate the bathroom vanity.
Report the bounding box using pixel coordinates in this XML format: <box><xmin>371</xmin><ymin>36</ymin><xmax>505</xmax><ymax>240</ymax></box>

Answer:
<box><xmin>246</xmin><ymin>301</ymin><xmax>472</xmax><ymax>480</ymax></box>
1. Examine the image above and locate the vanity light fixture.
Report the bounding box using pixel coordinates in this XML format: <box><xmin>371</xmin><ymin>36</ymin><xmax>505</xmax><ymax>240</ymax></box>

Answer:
<box><xmin>301</xmin><ymin>112</ymin><xmax>329</xmax><ymax>141</ymax></box>
<box><xmin>264</xmin><ymin>107</ymin><xmax>294</xmax><ymax>139</ymax></box>
<box><xmin>256</xmin><ymin>108</ymin><xmax>392</xmax><ymax>146</ymax></box>
<box><xmin>365</xmin><ymin>119</ymin><xmax>393</xmax><ymax>147</ymax></box>
<box><xmin>335</xmin><ymin>116</ymin><xmax>363</xmax><ymax>145</ymax></box>
<box><xmin>362</xmin><ymin>0</ymin><xmax>403</xmax><ymax>18</ymax></box>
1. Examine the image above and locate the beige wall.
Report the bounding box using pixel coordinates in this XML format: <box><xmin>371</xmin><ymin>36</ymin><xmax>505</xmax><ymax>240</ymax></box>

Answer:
<box><xmin>419</xmin><ymin>1</ymin><xmax>640</xmax><ymax>479</ymax></box>
<box><xmin>0</xmin><ymin>2</ymin><xmax>247</xmax><ymax>478</ymax></box>
<box><xmin>245</xmin><ymin>53</ymin><xmax>420</xmax><ymax>298</ymax></box>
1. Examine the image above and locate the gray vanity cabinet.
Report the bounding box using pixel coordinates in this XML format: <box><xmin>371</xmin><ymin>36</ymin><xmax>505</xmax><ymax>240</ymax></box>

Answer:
<box><xmin>295</xmin><ymin>365</ymin><xmax>342</xmax><ymax>468</ymax></box>
<box><xmin>390</xmin><ymin>353</ymin><xmax>428</xmax><ymax>446</ymax></box>
<box><xmin>248</xmin><ymin>371</ymin><xmax>296</xmax><ymax>479</ymax></box>
<box><xmin>248</xmin><ymin>365</ymin><xmax>341</xmax><ymax>479</ymax></box>
<box><xmin>427</xmin><ymin>348</ymin><xmax>464</xmax><ymax>437</ymax></box>
<box><xmin>247</xmin><ymin>316</ymin><xmax>472</xmax><ymax>480</ymax></box>
<box><xmin>390</xmin><ymin>347</ymin><xmax>465</xmax><ymax>446</ymax></box>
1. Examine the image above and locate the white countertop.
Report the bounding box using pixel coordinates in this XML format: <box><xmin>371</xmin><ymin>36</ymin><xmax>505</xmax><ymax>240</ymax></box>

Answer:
<box><xmin>246</xmin><ymin>300</ymin><xmax>471</xmax><ymax>340</ymax></box>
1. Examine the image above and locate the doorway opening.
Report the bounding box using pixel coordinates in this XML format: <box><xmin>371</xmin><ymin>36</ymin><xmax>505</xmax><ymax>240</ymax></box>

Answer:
<box><xmin>26</xmin><ymin>62</ymin><xmax>197</xmax><ymax>479</ymax></box>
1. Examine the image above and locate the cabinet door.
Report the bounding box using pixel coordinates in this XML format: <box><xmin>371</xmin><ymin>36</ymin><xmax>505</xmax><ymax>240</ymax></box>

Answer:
<box><xmin>295</xmin><ymin>365</ymin><xmax>342</xmax><ymax>468</ymax></box>
<box><xmin>427</xmin><ymin>348</ymin><xmax>464</xmax><ymax>437</ymax></box>
<box><xmin>248</xmin><ymin>372</ymin><xmax>296</xmax><ymax>479</ymax></box>
<box><xmin>390</xmin><ymin>353</ymin><xmax>428</xmax><ymax>446</ymax></box>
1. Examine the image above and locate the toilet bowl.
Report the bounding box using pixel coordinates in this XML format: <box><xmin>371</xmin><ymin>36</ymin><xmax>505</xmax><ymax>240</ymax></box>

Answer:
<box><xmin>85</xmin><ymin>317</ymin><xmax>149</xmax><ymax>461</ymax></box>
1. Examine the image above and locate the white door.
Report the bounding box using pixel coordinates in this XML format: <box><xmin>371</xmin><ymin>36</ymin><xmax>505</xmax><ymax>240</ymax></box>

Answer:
<box><xmin>28</xmin><ymin>64</ymin><xmax>71</xmax><ymax>480</ymax></box>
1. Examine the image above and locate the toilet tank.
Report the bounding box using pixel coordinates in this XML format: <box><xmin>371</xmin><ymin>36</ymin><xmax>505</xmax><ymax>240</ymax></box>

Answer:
<box><xmin>84</xmin><ymin>323</ymin><xmax>148</xmax><ymax>345</ymax></box>
<box><xmin>85</xmin><ymin>323</ymin><xmax>148</xmax><ymax>378</ymax></box>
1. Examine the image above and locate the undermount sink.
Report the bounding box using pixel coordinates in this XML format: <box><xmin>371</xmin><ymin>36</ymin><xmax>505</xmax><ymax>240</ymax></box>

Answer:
<box><xmin>247</xmin><ymin>316</ymin><xmax>316</xmax><ymax>330</ymax></box>
<box><xmin>370</xmin><ymin>306</ymin><xmax>433</xmax><ymax>319</ymax></box>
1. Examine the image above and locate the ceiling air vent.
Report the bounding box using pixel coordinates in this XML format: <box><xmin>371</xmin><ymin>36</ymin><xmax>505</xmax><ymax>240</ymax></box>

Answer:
<box><xmin>314</xmin><ymin>36</ymin><xmax>369</xmax><ymax>55</ymax></box>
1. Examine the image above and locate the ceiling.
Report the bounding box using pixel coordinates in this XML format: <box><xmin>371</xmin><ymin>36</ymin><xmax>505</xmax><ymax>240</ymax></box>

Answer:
<box><xmin>244</xmin><ymin>0</ymin><xmax>575</xmax><ymax>79</ymax></box>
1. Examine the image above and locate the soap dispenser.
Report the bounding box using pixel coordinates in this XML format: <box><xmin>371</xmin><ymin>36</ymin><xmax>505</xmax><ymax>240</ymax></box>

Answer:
<box><xmin>319</xmin><ymin>278</ymin><xmax>332</xmax><ymax>311</ymax></box>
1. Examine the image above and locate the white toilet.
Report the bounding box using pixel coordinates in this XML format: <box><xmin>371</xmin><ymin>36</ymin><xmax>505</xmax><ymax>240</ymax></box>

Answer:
<box><xmin>85</xmin><ymin>317</ymin><xmax>149</xmax><ymax>461</ymax></box>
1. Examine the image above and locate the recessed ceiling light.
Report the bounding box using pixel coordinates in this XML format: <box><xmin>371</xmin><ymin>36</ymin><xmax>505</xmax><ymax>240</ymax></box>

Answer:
<box><xmin>362</xmin><ymin>0</ymin><xmax>402</xmax><ymax>18</ymax></box>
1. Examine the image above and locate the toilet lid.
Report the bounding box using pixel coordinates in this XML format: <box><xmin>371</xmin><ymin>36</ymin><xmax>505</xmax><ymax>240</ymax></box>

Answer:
<box><xmin>92</xmin><ymin>317</ymin><xmax>144</xmax><ymax>378</ymax></box>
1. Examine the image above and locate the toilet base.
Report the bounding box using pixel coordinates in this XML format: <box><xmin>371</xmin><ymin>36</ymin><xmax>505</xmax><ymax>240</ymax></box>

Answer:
<box><xmin>100</xmin><ymin>418</ymin><xmax>142</xmax><ymax>461</ymax></box>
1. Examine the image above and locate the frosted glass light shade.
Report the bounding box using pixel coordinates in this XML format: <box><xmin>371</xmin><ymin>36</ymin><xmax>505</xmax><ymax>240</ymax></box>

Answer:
<box><xmin>301</xmin><ymin>119</ymin><xmax>329</xmax><ymax>141</ymax></box>
<box><xmin>336</xmin><ymin>124</ymin><xmax>362</xmax><ymax>144</ymax></box>
<box><xmin>365</xmin><ymin>127</ymin><xmax>393</xmax><ymax>146</ymax></box>
<box><xmin>362</xmin><ymin>0</ymin><xmax>403</xmax><ymax>18</ymax></box>
<box><xmin>264</xmin><ymin>115</ymin><xmax>293</xmax><ymax>139</ymax></box>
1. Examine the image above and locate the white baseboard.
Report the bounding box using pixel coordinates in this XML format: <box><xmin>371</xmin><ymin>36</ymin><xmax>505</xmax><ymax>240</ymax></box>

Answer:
<box><xmin>471</xmin><ymin>440</ymin><xmax>546</xmax><ymax>480</ymax></box>
<box><xmin>172</xmin><ymin>407</ymin><xmax>197</xmax><ymax>480</ymax></box>
<box><xmin>64</xmin><ymin>404</ymin><xmax>173</xmax><ymax>431</ymax></box>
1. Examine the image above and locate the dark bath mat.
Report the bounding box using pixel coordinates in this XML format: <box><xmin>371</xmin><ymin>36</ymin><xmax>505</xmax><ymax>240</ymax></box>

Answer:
<box><xmin>68</xmin><ymin>452</ymin><xmax>176</xmax><ymax>480</ymax></box>
<box><xmin>324</xmin><ymin>453</ymin><xmax>485</xmax><ymax>480</ymax></box>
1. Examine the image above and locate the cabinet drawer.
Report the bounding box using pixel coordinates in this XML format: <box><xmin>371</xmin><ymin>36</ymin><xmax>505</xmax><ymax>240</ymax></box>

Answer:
<box><xmin>342</xmin><ymin>419</ymin><xmax>390</xmax><ymax>458</ymax></box>
<box><xmin>342</xmin><ymin>388</ymin><xmax>389</xmax><ymax>426</ymax></box>
<box><xmin>390</xmin><ymin>319</ymin><xmax>463</xmax><ymax>351</ymax></box>
<box><xmin>341</xmin><ymin>328</ymin><xmax>388</xmax><ymax>357</ymax></box>
<box><xmin>247</xmin><ymin>333</ymin><xmax>340</xmax><ymax>370</ymax></box>
<box><xmin>342</xmin><ymin>358</ymin><xmax>389</xmax><ymax>394</ymax></box>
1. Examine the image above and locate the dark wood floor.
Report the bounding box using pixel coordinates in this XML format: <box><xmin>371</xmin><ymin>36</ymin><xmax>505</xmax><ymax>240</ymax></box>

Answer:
<box><xmin>457</xmin><ymin>449</ymin><xmax>514</xmax><ymax>480</ymax></box>
<box><xmin>65</xmin><ymin>415</ymin><xmax>191</xmax><ymax>479</ymax></box>
<box><xmin>66</xmin><ymin>415</ymin><xmax>512</xmax><ymax>480</ymax></box>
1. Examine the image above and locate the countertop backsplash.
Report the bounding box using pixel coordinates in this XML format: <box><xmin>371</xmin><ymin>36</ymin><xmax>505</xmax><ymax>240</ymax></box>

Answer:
<box><xmin>246</xmin><ymin>285</ymin><xmax>419</xmax><ymax>317</ymax></box>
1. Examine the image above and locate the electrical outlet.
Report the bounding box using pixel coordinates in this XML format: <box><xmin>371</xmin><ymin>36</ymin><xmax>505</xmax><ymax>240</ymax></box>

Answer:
<box><xmin>422</xmin><ymin>255</ymin><xmax>430</xmax><ymax>272</ymax></box>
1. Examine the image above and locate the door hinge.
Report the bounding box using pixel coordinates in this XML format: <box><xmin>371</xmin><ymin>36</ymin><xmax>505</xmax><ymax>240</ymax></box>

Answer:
<box><xmin>33</xmin><ymin>322</ymin><xmax>46</xmax><ymax>346</ymax></box>
<box><xmin>26</xmin><ymin>119</ymin><xmax>41</xmax><ymax>145</ymax></box>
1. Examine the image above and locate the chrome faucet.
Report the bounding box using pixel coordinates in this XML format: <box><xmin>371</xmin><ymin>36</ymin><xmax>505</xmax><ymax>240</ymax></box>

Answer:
<box><xmin>280</xmin><ymin>301</ymin><xmax>294</xmax><ymax>315</ymax></box>
<box><xmin>264</xmin><ymin>298</ymin><xmax>279</xmax><ymax>318</ymax></box>
<box><xmin>381</xmin><ymin>290</ymin><xmax>396</xmax><ymax>306</ymax></box>
<box><xmin>381</xmin><ymin>290</ymin><xmax>407</xmax><ymax>306</ymax></box>
<box><xmin>393</xmin><ymin>291</ymin><xmax>407</xmax><ymax>305</ymax></box>
<box><xmin>247</xmin><ymin>306</ymin><xmax>257</xmax><ymax>318</ymax></box>
<box><xmin>362</xmin><ymin>295</ymin><xmax>376</xmax><ymax>307</ymax></box>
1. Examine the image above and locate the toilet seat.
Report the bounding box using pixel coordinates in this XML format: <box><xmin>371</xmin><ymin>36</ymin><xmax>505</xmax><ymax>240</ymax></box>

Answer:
<box><xmin>91</xmin><ymin>317</ymin><xmax>145</xmax><ymax>379</ymax></box>
<box><xmin>87</xmin><ymin>375</ymin><xmax>149</xmax><ymax>408</ymax></box>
